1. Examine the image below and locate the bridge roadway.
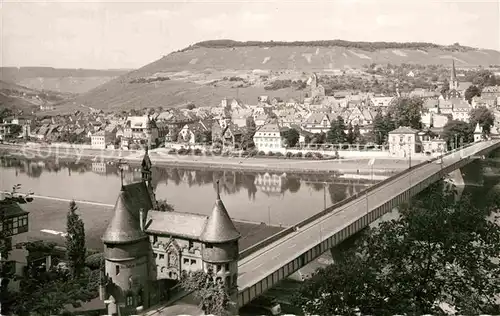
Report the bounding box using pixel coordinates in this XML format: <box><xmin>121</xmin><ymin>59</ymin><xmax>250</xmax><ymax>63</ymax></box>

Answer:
<box><xmin>235</xmin><ymin>140</ymin><xmax>500</xmax><ymax>307</ymax></box>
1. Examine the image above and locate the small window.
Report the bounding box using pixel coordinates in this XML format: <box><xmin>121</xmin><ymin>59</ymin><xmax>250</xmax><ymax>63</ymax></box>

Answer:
<box><xmin>115</xmin><ymin>265</ymin><xmax>120</xmax><ymax>275</ymax></box>
<box><xmin>205</xmin><ymin>244</ymin><xmax>213</xmax><ymax>249</ymax></box>
<box><xmin>224</xmin><ymin>263</ymin><xmax>229</xmax><ymax>271</ymax></box>
<box><xmin>154</xmin><ymin>253</ymin><xmax>158</xmax><ymax>258</ymax></box>
<box><xmin>190</xmin><ymin>259</ymin><xmax>196</xmax><ymax>265</ymax></box>
<box><xmin>153</xmin><ymin>235</ymin><xmax>158</xmax><ymax>243</ymax></box>
<box><xmin>159</xmin><ymin>254</ymin><xmax>164</xmax><ymax>260</ymax></box>
<box><xmin>216</xmin><ymin>264</ymin><xmax>222</xmax><ymax>272</ymax></box>
<box><xmin>188</xmin><ymin>240</ymin><xmax>194</xmax><ymax>249</ymax></box>
<box><xmin>183</xmin><ymin>258</ymin><xmax>189</xmax><ymax>264</ymax></box>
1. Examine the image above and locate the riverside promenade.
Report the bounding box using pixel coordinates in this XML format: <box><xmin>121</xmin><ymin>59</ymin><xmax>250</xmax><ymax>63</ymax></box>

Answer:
<box><xmin>0</xmin><ymin>144</ymin><xmax>427</xmax><ymax>174</ymax></box>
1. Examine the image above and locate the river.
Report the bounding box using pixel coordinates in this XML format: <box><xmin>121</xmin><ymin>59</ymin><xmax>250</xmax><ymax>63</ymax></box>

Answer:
<box><xmin>0</xmin><ymin>156</ymin><xmax>379</xmax><ymax>227</ymax></box>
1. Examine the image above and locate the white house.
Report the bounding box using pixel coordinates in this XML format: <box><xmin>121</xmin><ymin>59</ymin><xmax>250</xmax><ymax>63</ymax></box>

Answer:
<box><xmin>253</xmin><ymin>122</ymin><xmax>284</xmax><ymax>153</ymax></box>
<box><xmin>388</xmin><ymin>126</ymin><xmax>419</xmax><ymax>157</ymax></box>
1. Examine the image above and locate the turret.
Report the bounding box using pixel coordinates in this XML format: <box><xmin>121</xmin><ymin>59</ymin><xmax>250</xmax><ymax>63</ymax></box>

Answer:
<box><xmin>200</xmin><ymin>181</ymin><xmax>240</xmax><ymax>298</ymax></box>
<box><xmin>101</xmin><ymin>182</ymin><xmax>153</xmax><ymax>316</ymax></box>
<box><xmin>141</xmin><ymin>148</ymin><xmax>157</xmax><ymax>209</ymax></box>
<box><xmin>474</xmin><ymin>122</ymin><xmax>483</xmax><ymax>142</ymax></box>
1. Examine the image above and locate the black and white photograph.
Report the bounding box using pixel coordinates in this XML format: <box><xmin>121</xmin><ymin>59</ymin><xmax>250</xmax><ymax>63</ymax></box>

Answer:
<box><xmin>1</xmin><ymin>0</ymin><xmax>500</xmax><ymax>315</ymax></box>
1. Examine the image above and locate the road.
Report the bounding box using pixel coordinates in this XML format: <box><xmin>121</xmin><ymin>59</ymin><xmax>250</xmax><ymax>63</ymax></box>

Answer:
<box><xmin>236</xmin><ymin>140</ymin><xmax>500</xmax><ymax>292</ymax></box>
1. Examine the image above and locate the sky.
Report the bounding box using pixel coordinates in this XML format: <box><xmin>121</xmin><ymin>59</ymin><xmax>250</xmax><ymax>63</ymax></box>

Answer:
<box><xmin>1</xmin><ymin>0</ymin><xmax>499</xmax><ymax>69</ymax></box>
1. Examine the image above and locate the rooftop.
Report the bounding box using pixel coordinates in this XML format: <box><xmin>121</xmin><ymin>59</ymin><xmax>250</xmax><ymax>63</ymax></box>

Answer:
<box><xmin>389</xmin><ymin>126</ymin><xmax>419</xmax><ymax>134</ymax></box>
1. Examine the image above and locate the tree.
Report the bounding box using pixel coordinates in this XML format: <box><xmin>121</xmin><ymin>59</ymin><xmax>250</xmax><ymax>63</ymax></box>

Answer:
<box><xmin>387</xmin><ymin>96</ymin><xmax>423</xmax><ymax>129</ymax></box>
<box><xmin>346</xmin><ymin>123</ymin><xmax>355</xmax><ymax>144</ymax></box>
<box><xmin>372</xmin><ymin>112</ymin><xmax>394</xmax><ymax>145</ymax></box>
<box><xmin>284</xmin><ymin>128</ymin><xmax>300</xmax><ymax>148</ymax></box>
<box><xmin>157</xmin><ymin>199</ymin><xmax>174</xmax><ymax>212</ymax></box>
<box><xmin>186</xmin><ymin>103</ymin><xmax>196</xmax><ymax>110</ymax></box>
<box><xmin>469</xmin><ymin>106</ymin><xmax>495</xmax><ymax>134</ymax></box>
<box><xmin>464</xmin><ymin>85</ymin><xmax>481</xmax><ymax>104</ymax></box>
<box><xmin>293</xmin><ymin>181</ymin><xmax>500</xmax><ymax>315</ymax></box>
<box><xmin>180</xmin><ymin>269</ymin><xmax>234</xmax><ymax>316</ymax></box>
<box><xmin>327</xmin><ymin>116</ymin><xmax>346</xmax><ymax>144</ymax></box>
<box><xmin>353</xmin><ymin>125</ymin><xmax>361</xmax><ymax>144</ymax></box>
<box><xmin>443</xmin><ymin>120</ymin><xmax>472</xmax><ymax>149</ymax></box>
<box><xmin>243</xmin><ymin>116</ymin><xmax>257</xmax><ymax>149</ymax></box>
<box><xmin>441</xmin><ymin>79</ymin><xmax>450</xmax><ymax>96</ymax></box>
<box><xmin>65</xmin><ymin>201</ymin><xmax>86</xmax><ymax>278</ymax></box>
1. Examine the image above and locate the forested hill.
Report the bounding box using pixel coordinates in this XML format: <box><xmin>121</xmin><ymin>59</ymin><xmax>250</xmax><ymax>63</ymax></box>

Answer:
<box><xmin>181</xmin><ymin>39</ymin><xmax>476</xmax><ymax>52</ymax></box>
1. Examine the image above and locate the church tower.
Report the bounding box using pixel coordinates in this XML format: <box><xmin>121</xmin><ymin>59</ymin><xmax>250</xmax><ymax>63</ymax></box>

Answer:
<box><xmin>200</xmin><ymin>181</ymin><xmax>241</xmax><ymax>311</ymax></box>
<box><xmin>474</xmin><ymin>122</ymin><xmax>483</xmax><ymax>142</ymax></box>
<box><xmin>141</xmin><ymin>148</ymin><xmax>157</xmax><ymax>209</ymax></box>
<box><xmin>449</xmin><ymin>60</ymin><xmax>459</xmax><ymax>91</ymax></box>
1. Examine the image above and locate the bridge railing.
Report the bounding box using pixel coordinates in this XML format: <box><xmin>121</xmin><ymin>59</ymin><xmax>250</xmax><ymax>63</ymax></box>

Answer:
<box><xmin>239</xmin><ymin>141</ymin><xmax>484</xmax><ymax>259</ymax></box>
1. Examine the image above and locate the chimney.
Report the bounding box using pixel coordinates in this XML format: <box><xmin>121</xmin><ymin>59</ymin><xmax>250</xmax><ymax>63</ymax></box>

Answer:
<box><xmin>139</xmin><ymin>208</ymin><xmax>145</xmax><ymax>231</ymax></box>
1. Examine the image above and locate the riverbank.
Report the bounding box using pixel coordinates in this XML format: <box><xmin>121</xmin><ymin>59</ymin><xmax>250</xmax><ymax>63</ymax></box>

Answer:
<box><xmin>0</xmin><ymin>144</ymin><xmax>426</xmax><ymax>175</ymax></box>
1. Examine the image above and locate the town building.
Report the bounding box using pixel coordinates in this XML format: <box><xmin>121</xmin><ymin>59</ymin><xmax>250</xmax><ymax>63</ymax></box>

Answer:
<box><xmin>100</xmin><ymin>151</ymin><xmax>240</xmax><ymax>315</ymax></box>
<box><xmin>123</xmin><ymin>116</ymin><xmax>160</xmax><ymax>148</ymax></box>
<box><xmin>474</xmin><ymin>123</ymin><xmax>484</xmax><ymax>142</ymax></box>
<box><xmin>302</xmin><ymin>113</ymin><xmax>331</xmax><ymax>134</ymax></box>
<box><xmin>389</xmin><ymin>127</ymin><xmax>447</xmax><ymax>157</ymax></box>
<box><xmin>253</xmin><ymin>122</ymin><xmax>284</xmax><ymax>153</ymax></box>
<box><xmin>91</xmin><ymin>130</ymin><xmax>116</xmax><ymax>149</ymax></box>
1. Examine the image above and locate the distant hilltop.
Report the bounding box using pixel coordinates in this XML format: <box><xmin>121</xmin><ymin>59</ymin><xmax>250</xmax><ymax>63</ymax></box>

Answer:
<box><xmin>50</xmin><ymin>39</ymin><xmax>500</xmax><ymax>113</ymax></box>
<box><xmin>180</xmin><ymin>39</ymin><xmax>478</xmax><ymax>53</ymax></box>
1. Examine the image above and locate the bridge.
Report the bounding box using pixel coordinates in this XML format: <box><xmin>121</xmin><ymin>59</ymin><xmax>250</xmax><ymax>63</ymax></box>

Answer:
<box><xmin>235</xmin><ymin>139</ymin><xmax>500</xmax><ymax>307</ymax></box>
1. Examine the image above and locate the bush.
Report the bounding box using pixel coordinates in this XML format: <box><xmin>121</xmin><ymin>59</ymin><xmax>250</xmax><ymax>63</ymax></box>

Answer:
<box><xmin>222</xmin><ymin>151</ymin><xmax>230</xmax><ymax>157</ymax></box>
<box><xmin>275</xmin><ymin>152</ymin><xmax>284</xmax><ymax>157</ymax></box>
<box><xmin>248</xmin><ymin>149</ymin><xmax>258</xmax><ymax>157</ymax></box>
<box><xmin>177</xmin><ymin>148</ymin><xmax>187</xmax><ymax>155</ymax></box>
<box><xmin>286</xmin><ymin>152</ymin><xmax>293</xmax><ymax>158</ymax></box>
<box><xmin>85</xmin><ymin>253</ymin><xmax>104</xmax><ymax>270</ymax></box>
<box><xmin>185</xmin><ymin>148</ymin><xmax>193</xmax><ymax>155</ymax></box>
<box><xmin>294</xmin><ymin>152</ymin><xmax>303</xmax><ymax>158</ymax></box>
<box><xmin>193</xmin><ymin>148</ymin><xmax>202</xmax><ymax>155</ymax></box>
<box><xmin>267</xmin><ymin>151</ymin><xmax>275</xmax><ymax>156</ymax></box>
<box><xmin>168</xmin><ymin>148</ymin><xmax>177</xmax><ymax>154</ymax></box>
<box><xmin>258</xmin><ymin>151</ymin><xmax>266</xmax><ymax>157</ymax></box>
<box><xmin>205</xmin><ymin>151</ymin><xmax>212</xmax><ymax>156</ymax></box>
<box><xmin>314</xmin><ymin>152</ymin><xmax>323</xmax><ymax>159</ymax></box>
<box><xmin>305</xmin><ymin>152</ymin><xmax>313</xmax><ymax>158</ymax></box>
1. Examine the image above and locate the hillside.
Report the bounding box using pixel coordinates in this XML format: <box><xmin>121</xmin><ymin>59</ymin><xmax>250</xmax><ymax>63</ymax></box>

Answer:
<box><xmin>57</xmin><ymin>40</ymin><xmax>500</xmax><ymax>113</ymax></box>
<box><xmin>0</xmin><ymin>80</ymin><xmax>75</xmax><ymax>113</ymax></box>
<box><xmin>0</xmin><ymin>67</ymin><xmax>131</xmax><ymax>94</ymax></box>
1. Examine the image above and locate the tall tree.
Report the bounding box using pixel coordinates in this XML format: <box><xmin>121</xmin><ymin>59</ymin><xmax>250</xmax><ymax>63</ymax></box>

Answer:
<box><xmin>442</xmin><ymin>120</ymin><xmax>472</xmax><ymax>149</ymax></box>
<box><xmin>464</xmin><ymin>85</ymin><xmax>481</xmax><ymax>104</ymax></box>
<box><xmin>65</xmin><ymin>201</ymin><xmax>86</xmax><ymax>278</ymax></box>
<box><xmin>327</xmin><ymin>116</ymin><xmax>346</xmax><ymax>144</ymax></box>
<box><xmin>469</xmin><ymin>106</ymin><xmax>495</xmax><ymax>134</ymax></box>
<box><xmin>283</xmin><ymin>128</ymin><xmax>300</xmax><ymax>148</ymax></box>
<box><xmin>243</xmin><ymin>116</ymin><xmax>257</xmax><ymax>149</ymax></box>
<box><xmin>353</xmin><ymin>125</ymin><xmax>361</xmax><ymax>144</ymax></box>
<box><xmin>293</xmin><ymin>181</ymin><xmax>500</xmax><ymax>315</ymax></box>
<box><xmin>387</xmin><ymin>96</ymin><xmax>423</xmax><ymax>129</ymax></box>
<box><xmin>346</xmin><ymin>123</ymin><xmax>355</xmax><ymax>144</ymax></box>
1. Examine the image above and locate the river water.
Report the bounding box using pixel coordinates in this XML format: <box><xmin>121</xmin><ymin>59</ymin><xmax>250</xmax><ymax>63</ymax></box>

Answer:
<box><xmin>0</xmin><ymin>156</ymin><xmax>378</xmax><ymax>226</ymax></box>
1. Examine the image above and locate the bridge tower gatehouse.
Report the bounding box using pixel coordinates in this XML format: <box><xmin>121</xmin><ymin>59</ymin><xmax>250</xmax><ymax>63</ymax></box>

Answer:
<box><xmin>200</xmin><ymin>180</ymin><xmax>241</xmax><ymax>312</ymax></box>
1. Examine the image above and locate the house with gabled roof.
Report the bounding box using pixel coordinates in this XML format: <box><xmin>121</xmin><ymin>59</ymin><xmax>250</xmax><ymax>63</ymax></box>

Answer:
<box><xmin>253</xmin><ymin>121</ymin><xmax>285</xmax><ymax>152</ymax></box>
<box><xmin>302</xmin><ymin>112</ymin><xmax>331</xmax><ymax>134</ymax></box>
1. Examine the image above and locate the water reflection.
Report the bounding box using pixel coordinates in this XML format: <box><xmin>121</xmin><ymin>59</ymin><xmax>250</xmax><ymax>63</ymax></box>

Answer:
<box><xmin>0</xmin><ymin>156</ymin><xmax>377</xmax><ymax>225</ymax></box>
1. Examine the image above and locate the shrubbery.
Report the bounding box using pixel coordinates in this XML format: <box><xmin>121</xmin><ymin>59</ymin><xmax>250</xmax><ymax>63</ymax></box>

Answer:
<box><xmin>168</xmin><ymin>148</ymin><xmax>177</xmax><ymax>154</ymax></box>
<box><xmin>304</xmin><ymin>152</ymin><xmax>314</xmax><ymax>158</ymax></box>
<box><xmin>286</xmin><ymin>152</ymin><xmax>293</xmax><ymax>158</ymax></box>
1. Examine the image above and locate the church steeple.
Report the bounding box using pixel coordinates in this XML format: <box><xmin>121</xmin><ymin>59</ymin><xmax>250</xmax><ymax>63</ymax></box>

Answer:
<box><xmin>141</xmin><ymin>147</ymin><xmax>157</xmax><ymax>209</ymax></box>
<box><xmin>450</xmin><ymin>59</ymin><xmax>458</xmax><ymax>90</ymax></box>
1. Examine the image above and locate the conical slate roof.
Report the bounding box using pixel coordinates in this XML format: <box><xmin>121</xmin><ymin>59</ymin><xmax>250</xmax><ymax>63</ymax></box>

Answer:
<box><xmin>474</xmin><ymin>122</ymin><xmax>482</xmax><ymax>134</ymax></box>
<box><xmin>200</xmin><ymin>182</ymin><xmax>240</xmax><ymax>243</ymax></box>
<box><xmin>102</xmin><ymin>182</ymin><xmax>152</xmax><ymax>244</ymax></box>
